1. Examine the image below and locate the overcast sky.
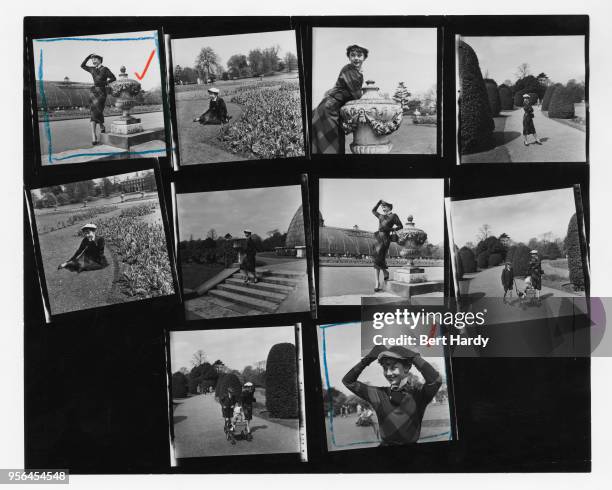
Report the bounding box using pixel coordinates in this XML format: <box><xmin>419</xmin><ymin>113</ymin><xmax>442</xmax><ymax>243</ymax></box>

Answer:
<box><xmin>33</xmin><ymin>31</ymin><xmax>162</xmax><ymax>91</ymax></box>
<box><xmin>171</xmin><ymin>30</ymin><xmax>297</xmax><ymax>73</ymax></box>
<box><xmin>170</xmin><ymin>326</ymin><xmax>296</xmax><ymax>373</ymax></box>
<box><xmin>318</xmin><ymin>322</ymin><xmax>446</xmax><ymax>396</ymax></box>
<box><xmin>312</xmin><ymin>27</ymin><xmax>437</xmax><ymax>108</ymax></box>
<box><xmin>449</xmin><ymin>188</ymin><xmax>578</xmax><ymax>247</ymax></box>
<box><xmin>177</xmin><ymin>185</ymin><xmax>302</xmax><ymax>240</ymax></box>
<box><xmin>459</xmin><ymin>35</ymin><xmax>586</xmax><ymax>85</ymax></box>
<box><xmin>319</xmin><ymin>179</ymin><xmax>444</xmax><ymax>245</ymax></box>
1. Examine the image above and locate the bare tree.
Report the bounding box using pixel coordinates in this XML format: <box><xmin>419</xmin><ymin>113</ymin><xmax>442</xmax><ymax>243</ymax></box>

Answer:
<box><xmin>191</xmin><ymin>349</ymin><xmax>206</xmax><ymax>367</ymax></box>
<box><xmin>515</xmin><ymin>62</ymin><xmax>530</xmax><ymax>80</ymax></box>
<box><xmin>477</xmin><ymin>224</ymin><xmax>492</xmax><ymax>242</ymax></box>
<box><xmin>207</xmin><ymin>228</ymin><xmax>218</xmax><ymax>240</ymax></box>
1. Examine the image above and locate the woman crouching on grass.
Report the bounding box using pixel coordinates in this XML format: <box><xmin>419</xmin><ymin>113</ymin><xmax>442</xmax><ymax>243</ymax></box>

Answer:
<box><xmin>193</xmin><ymin>87</ymin><xmax>231</xmax><ymax>125</ymax></box>
<box><xmin>58</xmin><ymin>223</ymin><xmax>109</xmax><ymax>273</ymax></box>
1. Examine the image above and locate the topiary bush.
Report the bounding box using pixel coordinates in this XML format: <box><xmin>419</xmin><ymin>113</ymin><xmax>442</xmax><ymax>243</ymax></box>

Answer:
<box><xmin>488</xmin><ymin>252</ymin><xmax>503</xmax><ymax>267</ymax></box>
<box><xmin>541</xmin><ymin>83</ymin><xmax>561</xmax><ymax>111</ymax></box>
<box><xmin>548</xmin><ymin>85</ymin><xmax>576</xmax><ymax>119</ymax></box>
<box><xmin>476</xmin><ymin>250</ymin><xmax>490</xmax><ymax>269</ymax></box>
<box><xmin>459</xmin><ymin>246</ymin><xmax>477</xmax><ymax>274</ymax></box>
<box><xmin>509</xmin><ymin>244</ymin><xmax>531</xmax><ymax>276</ymax></box>
<box><xmin>565</xmin><ymin>213</ymin><xmax>585</xmax><ymax>290</ymax></box>
<box><xmin>498</xmin><ymin>84</ymin><xmax>513</xmax><ymax>110</ymax></box>
<box><xmin>265</xmin><ymin>343</ymin><xmax>298</xmax><ymax>418</ymax></box>
<box><xmin>215</xmin><ymin>373</ymin><xmax>242</xmax><ymax>399</ymax></box>
<box><xmin>171</xmin><ymin>372</ymin><xmax>188</xmax><ymax>398</ymax></box>
<box><xmin>484</xmin><ymin>79</ymin><xmax>501</xmax><ymax>117</ymax></box>
<box><xmin>513</xmin><ymin>91</ymin><xmax>525</xmax><ymax>108</ymax></box>
<box><xmin>527</xmin><ymin>92</ymin><xmax>538</xmax><ymax>105</ymax></box>
<box><xmin>458</xmin><ymin>40</ymin><xmax>494</xmax><ymax>154</ymax></box>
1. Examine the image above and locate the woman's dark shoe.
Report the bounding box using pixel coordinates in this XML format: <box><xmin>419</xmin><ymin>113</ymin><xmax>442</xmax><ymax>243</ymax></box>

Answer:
<box><xmin>374</xmin><ymin>287</ymin><xmax>381</xmax><ymax>293</ymax></box>
<box><xmin>92</xmin><ymin>141</ymin><xmax>99</xmax><ymax>146</ymax></box>
<box><xmin>100</xmin><ymin>125</ymin><xmax>106</xmax><ymax>134</ymax></box>
<box><xmin>383</xmin><ymin>272</ymin><xmax>390</xmax><ymax>281</ymax></box>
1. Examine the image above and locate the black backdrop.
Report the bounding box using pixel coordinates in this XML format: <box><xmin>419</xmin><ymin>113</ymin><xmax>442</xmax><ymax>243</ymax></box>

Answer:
<box><xmin>23</xmin><ymin>15</ymin><xmax>590</xmax><ymax>473</ymax></box>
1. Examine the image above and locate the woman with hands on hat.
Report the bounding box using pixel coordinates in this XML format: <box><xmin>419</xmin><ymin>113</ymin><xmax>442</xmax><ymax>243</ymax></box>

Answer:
<box><xmin>342</xmin><ymin>344</ymin><xmax>442</xmax><ymax>446</ymax></box>
<box><xmin>312</xmin><ymin>44</ymin><xmax>368</xmax><ymax>154</ymax></box>
<box><xmin>58</xmin><ymin>223</ymin><xmax>109</xmax><ymax>273</ymax></box>
<box><xmin>522</xmin><ymin>93</ymin><xmax>542</xmax><ymax>146</ymax></box>
<box><xmin>372</xmin><ymin>199</ymin><xmax>403</xmax><ymax>292</ymax></box>
<box><xmin>80</xmin><ymin>53</ymin><xmax>116</xmax><ymax>146</ymax></box>
<box><xmin>193</xmin><ymin>87</ymin><xmax>231</xmax><ymax>125</ymax></box>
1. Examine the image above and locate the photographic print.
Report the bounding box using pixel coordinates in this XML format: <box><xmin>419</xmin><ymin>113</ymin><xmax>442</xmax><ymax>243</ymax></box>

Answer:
<box><xmin>170</xmin><ymin>325</ymin><xmax>304</xmax><ymax>460</ymax></box>
<box><xmin>457</xmin><ymin>35</ymin><xmax>587</xmax><ymax>163</ymax></box>
<box><xmin>311</xmin><ymin>27</ymin><xmax>438</xmax><ymax>155</ymax></box>
<box><xmin>447</xmin><ymin>187</ymin><xmax>588</xmax><ymax>324</ymax></box>
<box><xmin>29</xmin><ymin>169</ymin><xmax>176</xmax><ymax>317</ymax></box>
<box><xmin>170</xmin><ymin>30</ymin><xmax>304</xmax><ymax>165</ymax></box>
<box><xmin>318</xmin><ymin>322</ymin><xmax>451</xmax><ymax>451</ymax></box>
<box><xmin>318</xmin><ymin>179</ymin><xmax>444</xmax><ymax>305</ymax></box>
<box><xmin>32</xmin><ymin>31</ymin><xmax>167</xmax><ymax>165</ymax></box>
<box><xmin>176</xmin><ymin>185</ymin><xmax>311</xmax><ymax>319</ymax></box>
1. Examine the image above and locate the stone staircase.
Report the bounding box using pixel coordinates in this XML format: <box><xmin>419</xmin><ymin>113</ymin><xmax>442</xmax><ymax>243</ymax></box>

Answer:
<box><xmin>206</xmin><ymin>269</ymin><xmax>305</xmax><ymax>314</ymax></box>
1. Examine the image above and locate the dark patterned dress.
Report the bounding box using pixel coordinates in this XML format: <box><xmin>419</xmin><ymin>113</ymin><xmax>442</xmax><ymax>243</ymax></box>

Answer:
<box><xmin>64</xmin><ymin>236</ymin><xmax>109</xmax><ymax>272</ymax></box>
<box><xmin>80</xmin><ymin>59</ymin><xmax>116</xmax><ymax>124</ymax></box>
<box><xmin>196</xmin><ymin>98</ymin><xmax>229</xmax><ymax>125</ymax></box>
<box><xmin>528</xmin><ymin>257</ymin><xmax>544</xmax><ymax>290</ymax></box>
<box><xmin>523</xmin><ymin>102</ymin><xmax>536</xmax><ymax>136</ymax></box>
<box><xmin>372</xmin><ymin>211</ymin><xmax>403</xmax><ymax>270</ymax></box>
<box><xmin>312</xmin><ymin>63</ymin><xmax>363</xmax><ymax>154</ymax></box>
<box><xmin>241</xmin><ymin>236</ymin><xmax>257</xmax><ymax>273</ymax></box>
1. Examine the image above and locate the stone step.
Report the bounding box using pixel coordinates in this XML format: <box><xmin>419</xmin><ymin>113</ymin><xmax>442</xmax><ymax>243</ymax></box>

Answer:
<box><xmin>217</xmin><ymin>283</ymin><xmax>286</xmax><ymax>303</ymax></box>
<box><xmin>208</xmin><ymin>289</ymin><xmax>278</xmax><ymax>313</ymax></box>
<box><xmin>225</xmin><ymin>277</ymin><xmax>294</xmax><ymax>294</ymax></box>
<box><xmin>263</xmin><ymin>269</ymin><xmax>305</xmax><ymax>279</ymax></box>
<box><xmin>257</xmin><ymin>276</ymin><xmax>302</xmax><ymax>287</ymax></box>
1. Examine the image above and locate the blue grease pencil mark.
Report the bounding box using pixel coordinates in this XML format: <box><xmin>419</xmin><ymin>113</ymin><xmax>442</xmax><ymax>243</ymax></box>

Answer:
<box><xmin>52</xmin><ymin>148</ymin><xmax>167</xmax><ymax>162</ymax></box>
<box><xmin>38</xmin><ymin>49</ymin><xmax>54</xmax><ymax>162</ymax></box>
<box><xmin>36</xmin><ymin>36</ymin><xmax>156</xmax><ymax>43</ymax></box>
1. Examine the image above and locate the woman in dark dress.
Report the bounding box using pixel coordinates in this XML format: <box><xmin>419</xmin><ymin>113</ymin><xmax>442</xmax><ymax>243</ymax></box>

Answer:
<box><xmin>58</xmin><ymin>223</ymin><xmax>109</xmax><ymax>273</ymax></box>
<box><xmin>193</xmin><ymin>87</ymin><xmax>231</xmax><ymax>125</ymax></box>
<box><xmin>80</xmin><ymin>54</ymin><xmax>116</xmax><ymax>146</ymax></box>
<box><xmin>527</xmin><ymin>250</ymin><xmax>544</xmax><ymax>300</ymax></box>
<box><xmin>312</xmin><ymin>44</ymin><xmax>367</xmax><ymax>154</ymax></box>
<box><xmin>522</xmin><ymin>93</ymin><xmax>542</xmax><ymax>146</ymax></box>
<box><xmin>241</xmin><ymin>229</ymin><xmax>258</xmax><ymax>283</ymax></box>
<box><xmin>372</xmin><ymin>199</ymin><xmax>403</xmax><ymax>292</ymax></box>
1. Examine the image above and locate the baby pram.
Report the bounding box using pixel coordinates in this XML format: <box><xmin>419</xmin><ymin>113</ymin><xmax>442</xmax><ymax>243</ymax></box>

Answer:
<box><xmin>355</xmin><ymin>412</ymin><xmax>374</xmax><ymax>427</ymax></box>
<box><xmin>514</xmin><ymin>278</ymin><xmax>538</xmax><ymax>305</ymax></box>
<box><xmin>224</xmin><ymin>411</ymin><xmax>249</xmax><ymax>444</ymax></box>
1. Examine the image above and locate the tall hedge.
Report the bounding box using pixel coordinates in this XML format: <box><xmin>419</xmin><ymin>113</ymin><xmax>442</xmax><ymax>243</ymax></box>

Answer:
<box><xmin>527</xmin><ymin>92</ymin><xmax>538</xmax><ymax>105</ymax></box>
<box><xmin>171</xmin><ymin>372</ymin><xmax>188</xmax><ymax>398</ymax></box>
<box><xmin>541</xmin><ymin>83</ymin><xmax>561</xmax><ymax>111</ymax></box>
<box><xmin>565</xmin><ymin>214</ymin><xmax>585</xmax><ymax>290</ymax></box>
<box><xmin>459</xmin><ymin>246</ymin><xmax>477</xmax><ymax>274</ymax></box>
<box><xmin>508</xmin><ymin>244</ymin><xmax>531</xmax><ymax>276</ymax></box>
<box><xmin>498</xmin><ymin>84</ymin><xmax>513</xmax><ymax>110</ymax></box>
<box><xmin>513</xmin><ymin>91</ymin><xmax>524</xmax><ymax>108</ymax></box>
<box><xmin>458</xmin><ymin>40</ymin><xmax>494</xmax><ymax>154</ymax></box>
<box><xmin>484</xmin><ymin>79</ymin><xmax>501</xmax><ymax>117</ymax></box>
<box><xmin>549</xmin><ymin>85</ymin><xmax>576</xmax><ymax>119</ymax></box>
<box><xmin>265</xmin><ymin>343</ymin><xmax>298</xmax><ymax>418</ymax></box>
<box><xmin>215</xmin><ymin>373</ymin><xmax>242</xmax><ymax>399</ymax></box>
<box><xmin>476</xmin><ymin>250</ymin><xmax>490</xmax><ymax>269</ymax></box>
<box><xmin>488</xmin><ymin>252</ymin><xmax>503</xmax><ymax>267</ymax></box>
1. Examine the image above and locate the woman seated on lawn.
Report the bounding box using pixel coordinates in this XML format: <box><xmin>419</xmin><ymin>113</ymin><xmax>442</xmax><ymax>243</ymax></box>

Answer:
<box><xmin>58</xmin><ymin>223</ymin><xmax>109</xmax><ymax>273</ymax></box>
<box><xmin>193</xmin><ymin>87</ymin><xmax>231</xmax><ymax>125</ymax></box>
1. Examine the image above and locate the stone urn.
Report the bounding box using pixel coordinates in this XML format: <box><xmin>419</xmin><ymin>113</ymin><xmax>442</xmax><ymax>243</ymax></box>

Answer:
<box><xmin>109</xmin><ymin>66</ymin><xmax>143</xmax><ymax>135</ymax></box>
<box><xmin>395</xmin><ymin>215</ymin><xmax>428</xmax><ymax>283</ymax></box>
<box><xmin>340</xmin><ymin>80</ymin><xmax>403</xmax><ymax>154</ymax></box>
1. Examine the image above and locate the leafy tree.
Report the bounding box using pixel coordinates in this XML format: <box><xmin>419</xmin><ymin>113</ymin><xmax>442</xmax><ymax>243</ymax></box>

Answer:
<box><xmin>565</xmin><ymin>79</ymin><xmax>585</xmax><ymax>103</ymax></box>
<box><xmin>227</xmin><ymin>54</ymin><xmax>249</xmax><ymax>78</ymax></box>
<box><xmin>194</xmin><ymin>47</ymin><xmax>221</xmax><ymax>82</ymax></box>
<box><xmin>284</xmin><ymin>52</ymin><xmax>298</xmax><ymax>71</ymax></box>
<box><xmin>174</xmin><ymin>64</ymin><xmax>183</xmax><ymax>84</ymax></box>
<box><xmin>323</xmin><ymin>387</ymin><xmax>347</xmax><ymax>416</ymax></box>
<box><xmin>393</xmin><ymin>82</ymin><xmax>411</xmax><ymax>113</ymax></box>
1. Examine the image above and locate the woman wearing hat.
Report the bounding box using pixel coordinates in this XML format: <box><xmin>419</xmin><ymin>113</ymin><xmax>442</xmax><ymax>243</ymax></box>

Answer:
<box><xmin>58</xmin><ymin>223</ymin><xmax>109</xmax><ymax>273</ymax></box>
<box><xmin>522</xmin><ymin>93</ymin><xmax>542</xmax><ymax>146</ymax></box>
<box><xmin>372</xmin><ymin>199</ymin><xmax>403</xmax><ymax>292</ymax></box>
<box><xmin>193</xmin><ymin>87</ymin><xmax>230</xmax><ymax>125</ymax></box>
<box><xmin>527</xmin><ymin>250</ymin><xmax>544</xmax><ymax>299</ymax></box>
<box><xmin>80</xmin><ymin>54</ymin><xmax>116</xmax><ymax>146</ymax></box>
<box><xmin>312</xmin><ymin>44</ymin><xmax>368</xmax><ymax>154</ymax></box>
<box><xmin>240</xmin><ymin>230</ymin><xmax>258</xmax><ymax>284</ymax></box>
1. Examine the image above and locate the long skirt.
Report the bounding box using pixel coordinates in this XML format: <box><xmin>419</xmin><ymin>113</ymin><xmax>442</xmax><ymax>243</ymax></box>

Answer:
<box><xmin>373</xmin><ymin>231</ymin><xmax>391</xmax><ymax>270</ymax></box>
<box><xmin>312</xmin><ymin>97</ymin><xmax>345</xmax><ymax>154</ymax></box>
<box><xmin>89</xmin><ymin>87</ymin><xmax>107</xmax><ymax>124</ymax></box>
<box><xmin>241</xmin><ymin>253</ymin><xmax>256</xmax><ymax>273</ymax></box>
<box><xmin>523</xmin><ymin>114</ymin><xmax>536</xmax><ymax>135</ymax></box>
<box><xmin>530</xmin><ymin>272</ymin><xmax>542</xmax><ymax>290</ymax></box>
<box><xmin>197</xmin><ymin>110</ymin><xmax>224</xmax><ymax>125</ymax></box>
<box><xmin>64</xmin><ymin>255</ymin><xmax>109</xmax><ymax>273</ymax></box>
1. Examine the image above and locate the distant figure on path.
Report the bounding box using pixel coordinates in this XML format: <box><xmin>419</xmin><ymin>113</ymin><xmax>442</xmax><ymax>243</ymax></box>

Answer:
<box><xmin>193</xmin><ymin>87</ymin><xmax>231</xmax><ymax>125</ymax></box>
<box><xmin>312</xmin><ymin>44</ymin><xmax>367</xmax><ymax>154</ymax></box>
<box><xmin>372</xmin><ymin>199</ymin><xmax>403</xmax><ymax>292</ymax></box>
<box><xmin>58</xmin><ymin>223</ymin><xmax>109</xmax><ymax>273</ymax></box>
<box><xmin>501</xmin><ymin>261</ymin><xmax>514</xmax><ymax>302</ymax></box>
<box><xmin>522</xmin><ymin>93</ymin><xmax>542</xmax><ymax>146</ymax></box>
<box><xmin>80</xmin><ymin>54</ymin><xmax>116</xmax><ymax>146</ymax></box>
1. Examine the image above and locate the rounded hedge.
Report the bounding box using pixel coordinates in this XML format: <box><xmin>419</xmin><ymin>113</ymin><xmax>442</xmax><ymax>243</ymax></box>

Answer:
<box><xmin>488</xmin><ymin>252</ymin><xmax>503</xmax><ymax>267</ymax></box>
<box><xmin>527</xmin><ymin>92</ymin><xmax>538</xmax><ymax>105</ymax></box>
<box><xmin>498</xmin><ymin>84</ymin><xmax>513</xmax><ymax>110</ymax></box>
<box><xmin>476</xmin><ymin>250</ymin><xmax>490</xmax><ymax>269</ymax></box>
<box><xmin>565</xmin><ymin>214</ymin><xmax>585</xmax><ymax>290</ymax></box>
<box><xmin>459</xmin><ymin>246</ymin><xmax>477</xmax><ymax>274</ymax></box>
<box><xmin>513</xmin><ymin>91</ymin><xmax>524</xmax><ymax>108</ymax></box>
<box><xmin>509</xmin><ymin>244</ymin><xmax>531</xmax><ymax>276</ymax></box>
<box><xmin>265</xmin><ymin>343</ymin><xmax>298</xmax><ymax>418</ymax></box>
<box><xmin>458</xmin><ymin>40</ymin><xmax>494</xmax><ymax>154</ymax></box>
<box><xmin>549</xmin><ymin>85</ymin><xmax>576</xmax><ymax>119</ymax></box>
<box><xmin>541</xmin><ymin>83</ymin><xmax>560</xmax><ymax>111</ymax></box>
<box><xmin>484</xmin><ymin>79</ymin><xmax>501</xmax><ymax>117</ymax></box>
<box><xmin>215</xmin><ymin>373</ymin><xmax>242</xmax><ymax>399</ymax></box>
<box><xmin>171</xmin><ymin>372</ymin><xmax>188</xmax><ymax>398</ymax></box>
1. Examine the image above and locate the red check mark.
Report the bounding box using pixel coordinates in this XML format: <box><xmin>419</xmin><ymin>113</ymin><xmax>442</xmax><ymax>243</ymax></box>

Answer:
<box><xmin>134</xmin><ymin>50</ymin><xmax>156</xmax><ymax>81</ymax></box>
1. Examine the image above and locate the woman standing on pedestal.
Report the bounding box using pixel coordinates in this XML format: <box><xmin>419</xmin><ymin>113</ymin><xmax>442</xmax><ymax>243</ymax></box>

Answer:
<box><xmin>312</xmin><ymin>44</ymin><xmax>367</xmax><ymax>154</ymax></box>
<box><xmin>372</xmin><ymin>200</ymin><xmax>403</xmax><ymax>292</ymax></box>
<box><xmin>81</xmin><ymin>53</ymin><xmax>116</xmax><ymax>146</ymax></box>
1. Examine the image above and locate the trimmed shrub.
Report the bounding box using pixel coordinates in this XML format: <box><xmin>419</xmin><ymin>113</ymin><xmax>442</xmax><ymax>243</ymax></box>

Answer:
<box><xmin>565</xmin><ymin>214</ymin><xmax>585</xmax><ymax>290</ymax></box>
<box><xmin>458</xmin><ymin>40</ymin><xmax>494</xmax><ymax>154</ymax></box>
<box><xmin>215</xmin><ymin>373</ymin><xmax>242</xmax><ymax>399</ymax></box>
<box><xmin>459</xmin><ymin>246</ymin><xmax>477</xmax><ymax>274</ymax></box>
<box><xmin>498</xmin><ymin>84</ymin><xmax>513</xmax><ymax>110</ymax></box>
<box><xmin>455</xmin><ymin>246</ymin><xmax>464</xmax><ymax>279</ymax></box>
<box><xmin>509</xmin><ymin>244</ymin><xmax>531</xmax><ymax>276</ymax></box>
<box><xmin>484</xmin><ymin>79</ymin><xmax>501</xmax><ymax>116</ymax></box>
<box><xmin>541</xmin><ymin>83</ymin><xmax>561</xmax><ymax>111</ymax></box>
<box><xmin>513</xmin><ymin>91</ymin><xmax>525</xmax><ymax>108</ymax></box>
<box><xmin>476</xmin><ymin>250</ymin><xmax>490</xmax><ymax>269</ymax></box>
<box><xmin>527</xmin><ymin>92</ymin><xmax>538</xmax><ymax>105</ymax></box>
<box><xmin>488</xmin><ymin>252</ymin><xmax>503</xmax><ymax>267</ymax></box>
<box><xmin>549</xmin><ymin>85</ymin><xmax>576</xmax><ymax>119</ymax></box>
<box><xmin>171</xmin><ymin>372</ymin><xmax>188</xmax><ymax>398</ymax></box>
<box><xmin>265</xmin><ymin>343</ymin><xmax>298</xmax><ymax>418</ymax></box>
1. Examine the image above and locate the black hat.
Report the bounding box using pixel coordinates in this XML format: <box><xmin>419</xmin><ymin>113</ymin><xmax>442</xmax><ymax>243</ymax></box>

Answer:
<box><xmin>346</xmin><ymin>44</ymin><xmax>369</xmax><ymax>59</ymax></box>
